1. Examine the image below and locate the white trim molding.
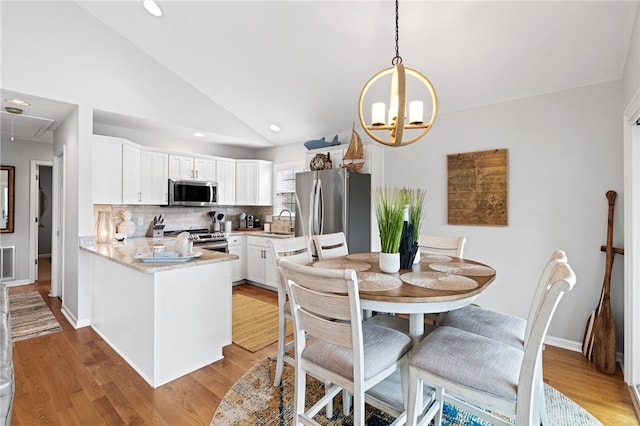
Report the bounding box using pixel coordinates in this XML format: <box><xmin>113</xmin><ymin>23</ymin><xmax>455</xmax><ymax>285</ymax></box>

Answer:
<box><xmin>624</xmin><ymin>89</ymin><xmax>640</xmax><ymax>386</ymax></box>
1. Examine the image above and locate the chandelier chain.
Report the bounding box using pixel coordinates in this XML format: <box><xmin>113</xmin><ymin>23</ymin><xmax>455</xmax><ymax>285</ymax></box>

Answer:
<box><xmin>392</xmin><ymin>0</ymin><xmax>402</xmax><ymax>65</ymax></box>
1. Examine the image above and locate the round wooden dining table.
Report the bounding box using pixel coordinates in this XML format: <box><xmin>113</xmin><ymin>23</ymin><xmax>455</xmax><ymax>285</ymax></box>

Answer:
<box><xmin>311</xmin><ymin>252</ymin><xmax>496</xmax><ymax>345</ymax></box>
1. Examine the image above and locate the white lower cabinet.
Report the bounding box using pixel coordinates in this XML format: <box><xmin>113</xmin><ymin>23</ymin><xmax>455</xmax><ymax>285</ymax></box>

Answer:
<box><xmin>245</xmin><ymin>236</ymin><xmax>278</xmax><ymax>289</ymax></box>
<box><xmin>228</xmin><ymin>234</ymin><xmax>245</xmax><ymax>282</ymax></box>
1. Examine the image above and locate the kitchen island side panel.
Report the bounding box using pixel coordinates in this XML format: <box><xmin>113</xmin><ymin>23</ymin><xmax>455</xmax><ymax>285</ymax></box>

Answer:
<box><xmin>89</xmin><ymin>253</ymin><xmax>233</xmax><ymax>388</ymax></box>
<box><xmin>90</xmin><ymin>254</ymin><xmax>156</xmax><ymax>385</ymax></box>
<box><xmin>154</xmin><ymin>262</ymin><xmax>232</xmax><ymax>386</ymax></box>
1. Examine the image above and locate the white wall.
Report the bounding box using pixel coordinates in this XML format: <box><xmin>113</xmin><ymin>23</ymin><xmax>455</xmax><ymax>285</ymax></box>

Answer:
<box><xmin>0</xmin><ymin>140</ymin><xmax>53</xmax><ymax>284</ymax></box>
<box><xmin>382</xmin><ymin>80</ymin><xmax>624</xmax><ymax>348</ymax></box>
<box><xmin>0</xmin><ymin>2</ymin><xmax>263</xmax><ymax>325</ymax></box>
<box><xmin>624</xmin><ymin>6</ymin><xmax>640</xmax><ymax>108</ymax></box>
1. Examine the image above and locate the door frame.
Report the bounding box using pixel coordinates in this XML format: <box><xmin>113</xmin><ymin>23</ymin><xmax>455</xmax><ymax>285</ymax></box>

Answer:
<box><xmin>50</xmin><ymin>150</ymin><xmax>65</xmax><ymax>298</ymax></box>
<box><xmin>29</xmin><ymin>160</ymin><xmax>53</xmax><ymax>285</ymax></box>
<box><xmin>623</xmin><ymin>89</ymin><xmax>640</xmax><ymax>391</ymax></box>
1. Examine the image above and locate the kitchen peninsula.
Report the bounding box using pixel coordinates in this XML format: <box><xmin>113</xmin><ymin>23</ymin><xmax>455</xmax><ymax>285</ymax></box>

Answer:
<box><xmin>81</xmin><ymin>238</ymin><xmax>237</xmax><ymax>388</ymax></box>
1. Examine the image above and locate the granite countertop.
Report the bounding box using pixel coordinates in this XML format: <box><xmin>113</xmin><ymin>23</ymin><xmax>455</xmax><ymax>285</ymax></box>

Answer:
<box><xmin>230</xmin><ymin>230</ymin><xmax>294</xmax><ymax>239</ymax></box>
<box><xmin>80</xmin><ymin>237</ymin><xmax>237</xmax><ymax>274</ymax></box>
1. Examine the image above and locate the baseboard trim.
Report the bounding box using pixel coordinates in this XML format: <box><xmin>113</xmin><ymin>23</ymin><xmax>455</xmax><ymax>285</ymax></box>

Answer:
<box><xmin>3</xmin><ymin>279</ymin><xmax>32</xmax><ymax>287</ymax></box>
<box><xmin>61</xmin><ymin>305</ymin><xmax>90</xmax><ymax>329</ymax></box>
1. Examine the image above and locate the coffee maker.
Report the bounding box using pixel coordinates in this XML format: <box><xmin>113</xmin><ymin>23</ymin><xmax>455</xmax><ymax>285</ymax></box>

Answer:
<box><xmin>247</xmin><ymin>214</ymin><xmax>255</xmax><ymax>228</ymax></box>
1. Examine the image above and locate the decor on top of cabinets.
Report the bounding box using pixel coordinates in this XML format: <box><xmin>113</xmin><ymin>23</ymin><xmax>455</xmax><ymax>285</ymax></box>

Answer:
<box><xmin>309</xmin><ymin>153</ymin><xmax>327</xmax><ymax>171</ymax></box>
<box><xmin>303</xmin><ymin>135</ymin><xmax>340</xmax><ymax>150</ymax></box>
<box><xmin>447</xmin><ymin>149</ymin><xmax>508</xmax><ymax>226</ymax></box>
<box><xmin>117</xmin><ymin>209</ymin><xmax>136</xmax><ymax>237</ymax></box>
<box><xmin>358</xmin><ymin>0</ymin><xmax>438</xmax><ymax>148</ymax></box>
<box><xmin>373</xmin><ymin>187</ymin><xmax>408</xmax><ymax>273</ymax></box>
<box><xmin>94</xmin><ymin>211</ymin><xmax>115</xmax><ymax>244</ymax></box>
<box><xmin>341</xmin><ymin>125</ymin><xmax>365</xmax><ymax>173</ymax></box>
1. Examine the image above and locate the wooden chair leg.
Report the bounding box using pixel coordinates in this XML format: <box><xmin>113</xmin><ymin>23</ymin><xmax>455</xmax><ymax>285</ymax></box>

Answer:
<box><xmin>273</xmin><ymin>313</ymin><xmax>287</xmax><ymax>386</ymax></box>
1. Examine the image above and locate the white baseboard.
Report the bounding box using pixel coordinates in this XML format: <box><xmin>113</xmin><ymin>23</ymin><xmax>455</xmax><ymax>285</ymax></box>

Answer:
<box><xmin>61</xmin><ymin>304</ymin><xmax>90</xmax><ymax>329</ymax></box>
<box><xmin>545</xmin><ymin>335</ymin><xmax>582</xmax><ymax>352</ymax></box>
<box><xmin>3</xmin><ymin>279</ymin><xmax>33</xmax><ymax>287</ymax></box>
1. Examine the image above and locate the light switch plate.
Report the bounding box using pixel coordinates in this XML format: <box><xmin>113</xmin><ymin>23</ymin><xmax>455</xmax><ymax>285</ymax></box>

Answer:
<box><xmin>137</xmin><ymin>217</ymin><xmax>144</xmax><ymax>226</ymax></box>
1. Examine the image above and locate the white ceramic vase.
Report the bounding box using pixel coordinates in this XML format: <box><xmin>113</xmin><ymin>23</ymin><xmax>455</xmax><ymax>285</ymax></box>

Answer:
<box><xmin>379</xmin><ymin>252</ymin><xmax>400</xmax><ymax>273</ymax></box>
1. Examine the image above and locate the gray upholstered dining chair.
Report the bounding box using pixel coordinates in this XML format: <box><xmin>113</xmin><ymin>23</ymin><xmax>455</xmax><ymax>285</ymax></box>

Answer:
<box><xmin>438</xmin><ymin>250</ymin><xmax>568</xmax><ymax>349</ymax></box>
<box><xmin>267</xmin><ymin>237</ymin><xmax>313</xmax><ymax>387</ymax></box>
<box><xmin>436</xmin><ymin>249</ymin><xmax>568</xmax><ymax>425</ymax></box>
<box><xmin>406</xmin><ymin>261</ymin><xmax>576</xmax><ymax>426</ymax></box>
<box><xmin>312</xmin><ymin>232</ymin><xmax>349</xmax><ymax>260</ymax></box>
<box><xmin>279</xmin><ymin>258</ymin><xmax>413</xmax><ymax>426</ymax></box>
<box><xmin>417</xmin><ymin>235</ymin><xmax>466</xmax><ymax>258</ymax></box>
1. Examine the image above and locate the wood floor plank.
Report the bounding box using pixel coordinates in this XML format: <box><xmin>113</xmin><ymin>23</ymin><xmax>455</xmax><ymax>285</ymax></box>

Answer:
<box><xmin>7</xmin><ymin>269</ymin><xmax>639</xmax><ymax>425</ymax></box>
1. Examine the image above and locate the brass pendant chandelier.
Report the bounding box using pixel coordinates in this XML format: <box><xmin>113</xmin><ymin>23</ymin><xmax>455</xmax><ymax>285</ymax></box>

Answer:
<box><xmin>358</xmin><ymin>0</ymin><xmax>438</xmax><ymax>147</ymax></box>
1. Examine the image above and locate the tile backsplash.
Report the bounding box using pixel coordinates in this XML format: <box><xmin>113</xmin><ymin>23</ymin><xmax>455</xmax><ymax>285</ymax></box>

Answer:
<box><xmin>93</xmin><ymin>204</ymin><xmax>275</xmax><ymax>237</ymax></box>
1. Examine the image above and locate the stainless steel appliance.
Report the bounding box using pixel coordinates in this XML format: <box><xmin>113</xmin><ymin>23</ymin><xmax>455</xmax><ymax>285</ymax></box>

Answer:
<box><xmin>168</xmin><ymin>179</ymin><xmax>217</xmax><ymax>207</ymax></box>
<box><xmin>295</xmin><ymin>169</ymin><xmax>371</xmax><ymax>254</ymax></box>
<box><xmin>247</xmin><ymin>214</ymin><xmax>255</xmax><ymax>228</ymax></box>
<box><xmin>165</xmin><ymin>228</ymin><xmax>228</xmax><ymax>252</ymax></box>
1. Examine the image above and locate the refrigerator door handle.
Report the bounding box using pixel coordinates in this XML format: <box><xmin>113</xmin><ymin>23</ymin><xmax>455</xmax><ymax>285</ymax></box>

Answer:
<box><xmin>309</xmin><ymin>178</ymin><xmax>318</xmax><ymax>237</ymax></box>
<box><xmin>316</xmin><ymin>178</ymin><xmax>324</xmax><ymax>235</ymax></box>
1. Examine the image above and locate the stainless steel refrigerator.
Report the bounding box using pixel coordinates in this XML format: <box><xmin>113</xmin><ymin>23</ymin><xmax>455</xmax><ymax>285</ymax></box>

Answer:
<box><xmin>295</xmin><ymin>169</ymin><xmax>371</xmax><ymax>254</ymax></box>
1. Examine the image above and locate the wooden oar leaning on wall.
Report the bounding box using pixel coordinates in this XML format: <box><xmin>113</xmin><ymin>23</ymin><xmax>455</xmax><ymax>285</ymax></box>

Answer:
<box><xmin>582</xmin><ymin>190</ymin><xmax>623</xmax><ymax>374</ymax></box>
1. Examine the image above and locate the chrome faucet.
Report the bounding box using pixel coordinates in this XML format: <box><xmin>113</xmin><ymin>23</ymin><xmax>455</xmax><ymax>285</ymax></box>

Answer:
<box><xmin>278</xmin><ymin>208</ymin><xmax>294</xmax><ymax>232</ymax></box>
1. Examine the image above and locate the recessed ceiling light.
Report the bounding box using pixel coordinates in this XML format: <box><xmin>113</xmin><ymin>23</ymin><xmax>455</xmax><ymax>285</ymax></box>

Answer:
<box><xmin>269</xmin><ymin>124</ymin><xmax>281</xmax><ymax>132</ymax></box>
<box><xmin>5</xmin><ymin>98</ymin><xmax>29</xmax><ymax>107</ymax></box>
<box><xmin>143</xmin><ymin>0</ymin><xmax>163</xmax><ymax>17</ymax></box>
<box><xmin>192</xmin><ymin>132</ymin><xmax>205</xmax><ymax>138</ymax></box>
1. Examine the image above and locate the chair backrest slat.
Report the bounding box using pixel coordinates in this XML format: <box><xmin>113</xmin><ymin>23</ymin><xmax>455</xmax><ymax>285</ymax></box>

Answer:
<box><xmin>313</xmin><ymin>232</ymin><xmax>349</xmax><ymax>260</ymax></box>
<box><xmin>418</xmin><ymin>235</ymin><xmax>466</xmax><ymax>258</ymax></box>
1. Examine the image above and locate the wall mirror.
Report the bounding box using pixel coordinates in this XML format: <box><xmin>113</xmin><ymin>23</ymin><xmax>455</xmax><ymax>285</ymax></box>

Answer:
<box><xmin>1</xmin><ymin>166</ymin><xmax>15</xmax><ymax>233</ymax></box>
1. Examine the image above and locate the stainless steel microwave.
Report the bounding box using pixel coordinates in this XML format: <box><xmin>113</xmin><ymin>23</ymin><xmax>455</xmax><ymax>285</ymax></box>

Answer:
<box><xmin>168</xmin><ymin>179</ymin><xmax>217</xmax><ymax>207</ymax></box>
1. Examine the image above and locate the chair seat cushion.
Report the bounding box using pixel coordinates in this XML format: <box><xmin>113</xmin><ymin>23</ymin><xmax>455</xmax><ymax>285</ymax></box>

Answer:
<box><xmin>302</xmin><ymin>322</ymin><xmax>412</xmax><ymax>380</ymax></box>
<box><xmin>439</xmin><ymin>304</ymin><xmax>526</xmax><ymax>350</ymax></box>
<box><xmin>409</xmin><ymin>326</ymin><xmax>523</xmax><ymax>401</ymax></box>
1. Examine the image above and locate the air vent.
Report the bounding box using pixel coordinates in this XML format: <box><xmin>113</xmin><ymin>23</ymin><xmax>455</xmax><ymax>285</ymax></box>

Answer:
<box><xmin>0</xmin><ymin>246</ymin><xmax>15</xmax><ymax>280</ymax></box>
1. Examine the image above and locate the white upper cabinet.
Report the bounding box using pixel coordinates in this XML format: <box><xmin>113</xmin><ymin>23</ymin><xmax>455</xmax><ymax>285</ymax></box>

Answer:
<box><xmin>140</xmin><ymin>150</ymin><xmax>169</xmax><ymax>204</ymax></box>
<box><xmin>216</xmin><ymin>159</ymin><xmax>236</xmax><ymax>205</ymax></box>
<box><xmin>169</xmin><ymin>154</ymin><xmax>216</xmax><ymax>181</ymax></box>
<box><xmin>236</xmin><ymin>160</ymin><xmax>273</xmax><ymax>206</ymax></box>
<box><xmin>92</xmin><ymin>135</ymin><xmax>123</xmax><ymax>204</ymax></box>
<box><xmin>122</xmin><ymin>143</ymin><xmax>168</xmax><ymax>205</ymax></box>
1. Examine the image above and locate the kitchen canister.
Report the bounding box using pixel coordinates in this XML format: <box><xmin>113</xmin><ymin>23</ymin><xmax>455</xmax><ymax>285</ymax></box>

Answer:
<box><xmin>225</xmin><ymin>220</ymin><xmax>232</xmax><ymax>233</ymax></box>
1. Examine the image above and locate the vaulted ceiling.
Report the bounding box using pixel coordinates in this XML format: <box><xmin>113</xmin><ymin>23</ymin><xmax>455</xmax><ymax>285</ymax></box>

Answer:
<box><xmin>2</xmin><ymin>1</ymin><xmax>638</xmax><ymax>148</ymax></box>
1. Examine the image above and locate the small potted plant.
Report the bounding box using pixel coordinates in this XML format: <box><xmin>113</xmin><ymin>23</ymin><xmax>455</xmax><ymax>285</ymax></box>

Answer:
<box><xmin>373</xmin><ymin>187</ymin><xmax>408</xmax><ymax>273</ymax></box>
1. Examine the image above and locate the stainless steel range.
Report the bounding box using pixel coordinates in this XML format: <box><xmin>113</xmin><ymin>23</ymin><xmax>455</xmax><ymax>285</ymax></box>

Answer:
<box><xmin>166</xmin><ymin>228</ymin><xmax>229</xmax><ymax>253</ymax></box>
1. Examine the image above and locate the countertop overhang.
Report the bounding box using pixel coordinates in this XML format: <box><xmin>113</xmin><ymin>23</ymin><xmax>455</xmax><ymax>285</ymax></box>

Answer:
<box><xmin>80</xmin><ymin>237</ymin><xmax>237</xmax><ymax>273</ymax></box>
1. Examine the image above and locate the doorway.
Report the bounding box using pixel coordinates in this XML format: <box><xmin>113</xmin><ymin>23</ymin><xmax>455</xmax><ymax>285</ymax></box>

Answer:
<box><xmin>30</xmin><ymin>160</ymin><xmax>53</xmax><ymax>292</ymax></box>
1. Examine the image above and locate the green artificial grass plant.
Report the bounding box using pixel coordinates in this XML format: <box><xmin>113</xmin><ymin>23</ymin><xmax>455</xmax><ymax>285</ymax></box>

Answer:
<box><xmin>373</xmin><ymin>187</ymin><xmax>409</xmax><ymax>253</ymax></box>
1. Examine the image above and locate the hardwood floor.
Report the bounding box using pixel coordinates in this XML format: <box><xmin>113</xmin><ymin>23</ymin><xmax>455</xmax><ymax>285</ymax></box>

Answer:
<box><xmin>7</xmin><ymin>262</ymin><xmax>639</xmax><ymax>425</ymax></box>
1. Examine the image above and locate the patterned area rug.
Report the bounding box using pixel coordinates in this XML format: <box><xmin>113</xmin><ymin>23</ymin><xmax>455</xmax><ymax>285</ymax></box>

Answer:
<box><xmin>232</xmin><ymin>294</ymin><xmax>292</xmax><ymax>352</ymax></box>
<box><xmin>211</xmin><ymin>355</ymin><xmax>603</xmax><ymax>426</ymax></box>
<box><xmin>9</xmin><ymin>291</ymin><xmax>62</xmax><ymax>342</ymax></box>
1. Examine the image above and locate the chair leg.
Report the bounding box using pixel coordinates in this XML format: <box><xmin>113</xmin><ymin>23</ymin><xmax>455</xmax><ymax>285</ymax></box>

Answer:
<box><xmin>354</xmin><ymin>384</ymin><xmax>365</xmax><ymax>425</ymax></box>
<box><xmin>294</xmin><ymin>369</ymin><xmax>306</xmax><ymax>425</ymax></box>
<box><xmin>274</xmin><ymin>313</ymin><xmax>287</xmax><ymax>386</ymax></box>
<box><xmin>406</xmin><ymin>368</ymin><xmax>420</xmax><ymax>426</ymax></box>
<box><xmin>434</xmin><ymin>387</ymin><xmax>444</xmax><ymax>426</ymax></box>
<box><xmin>343</xmin><ymin>390</ymin><xmax>352</xmax><ymax>416</ymax></box>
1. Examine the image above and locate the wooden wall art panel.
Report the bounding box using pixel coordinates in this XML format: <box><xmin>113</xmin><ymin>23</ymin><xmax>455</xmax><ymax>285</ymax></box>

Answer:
<box><xmin>447</xmin><ymin>149</ymin><xmax>508</xmax><ymax>226</ymax></box>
